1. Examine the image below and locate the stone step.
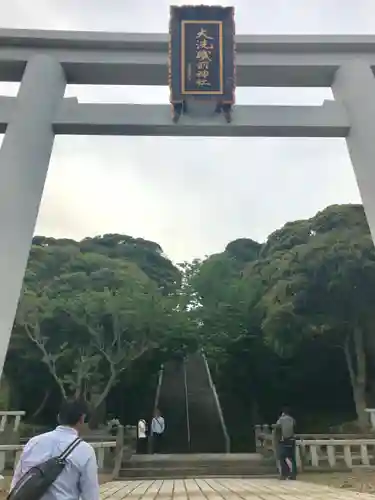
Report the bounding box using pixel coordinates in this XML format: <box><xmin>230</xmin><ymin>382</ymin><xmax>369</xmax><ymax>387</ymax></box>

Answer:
<box><xmin>123</xmin><ymin>453</ymin><xmax>270</xmax><ymax>466</ymax></box>
<box><xmin>123</xmin><ymin>459</ymin><xmax>272</xmax><ymax>468</ymax></box>
<box><xmin>120</xmin><ymin>453</ymin><xmax>277</xmax><ymax>479</ymax></box>
<box><xmin>118</xmin><ymin>465</ymin><xmax>278</xmax><ymax>479</ymax></box>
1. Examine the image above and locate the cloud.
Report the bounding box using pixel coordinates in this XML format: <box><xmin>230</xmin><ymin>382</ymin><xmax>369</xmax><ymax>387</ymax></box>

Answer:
<box><xmin>4</xmin><ymin>0</ymin><xmax>375</xmax><ymax>34</ymax></box>
<box><xmin>0</xmin><ymin>0</ymin><xmax>369</xmax><ymax>261</ymax></box>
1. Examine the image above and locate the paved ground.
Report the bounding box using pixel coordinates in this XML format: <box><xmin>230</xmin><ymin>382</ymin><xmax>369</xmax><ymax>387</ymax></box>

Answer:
<box><xmin>100</xmin><ymin>478</ymin><xmax>375</xmax><ymax>500</ymax></box>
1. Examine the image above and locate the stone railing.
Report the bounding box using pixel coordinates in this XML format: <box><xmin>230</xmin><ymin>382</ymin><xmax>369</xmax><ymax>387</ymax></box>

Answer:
<box><xmin>254</xmin><ymin>424</ymin><xmax>273</xmax><ymax>452</ymax></box>
<box><xmin>0</xmin><ymin>441</ymin><xmax>117</xmax><ymax>474</ymax></box>
<box><xmin>254</xmin><ymin>425</ymin><xmax>375</xmax><ymax>471</ymax></box>
<box><xmin>201</xmin><ymin>351</ymin><xmax>231</xmax><ymax>453</ymax></box>
<box><xmin>297</xmin><ymin>439</ymin><xmax>375</xmax><ymax>470</ymax></box>
<box><xmin>256</xmin><ymin>423</ymin><xmax>375</xmax><ymax>441</ymax></box>
<box><xmin>0</xmin><ymin>423</ymin><xmax>136</xmax><ymax>479</ymax></box>
<box><xmin>0</xmin><ymin>440</ymin><xmax>117</xmax><ymax>473</ymax></box>
<box><xmin>0</xmin><ymin>412</ymin><xmax>25</xmax><ymax>433</ymax></box>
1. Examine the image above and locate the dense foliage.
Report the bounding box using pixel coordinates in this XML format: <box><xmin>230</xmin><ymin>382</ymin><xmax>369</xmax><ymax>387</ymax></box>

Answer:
<box><xmin>5</xmin><ymin>205</ymin><xmax>375</xmax><ymax>439</ymax></box>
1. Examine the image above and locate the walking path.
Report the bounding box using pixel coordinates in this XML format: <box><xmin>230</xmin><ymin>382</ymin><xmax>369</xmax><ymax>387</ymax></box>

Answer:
<box><xmin>100</xmin><ymin>478</ymin><xmax>375</xmax><ymax>500</ymax></box>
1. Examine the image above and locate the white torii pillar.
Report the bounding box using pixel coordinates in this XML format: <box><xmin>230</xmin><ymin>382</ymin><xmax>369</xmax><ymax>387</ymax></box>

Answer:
<box><xmin>0</xmin><ymin>54</ymin><xmax>66</xmax><ymax>377</ymax></box>
<box><xmin>332</xmin><ymin>60</ymin><xmax>375</xmax><ymax>243</ymax></box>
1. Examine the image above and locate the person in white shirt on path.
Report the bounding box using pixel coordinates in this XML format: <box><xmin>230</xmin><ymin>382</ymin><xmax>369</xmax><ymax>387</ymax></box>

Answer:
<box><xmin>151</xmin><ymin>409</ymin><xmax>165</xmax><ymax>454</ymax></box>
<box><xmin>11</xmin><ymin>400</ymin><xmax>99</xmax><ymax>500</ymax></box>
<box><xmin>137</xmin><ymin>418</ymin><xmax>147</xmax><ymax>454</ymax></box>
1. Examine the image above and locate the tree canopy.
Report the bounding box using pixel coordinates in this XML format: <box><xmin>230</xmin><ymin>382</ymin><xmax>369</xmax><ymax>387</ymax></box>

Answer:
<box><xmin>5</xmin><ymin>205</ymin><xmax>375</xmax><ymax>438</ymax></box>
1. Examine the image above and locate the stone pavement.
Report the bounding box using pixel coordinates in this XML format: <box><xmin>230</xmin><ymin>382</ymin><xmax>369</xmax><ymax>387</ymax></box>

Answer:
<box><xmin>100</xmin><ymin>478</ymin><xmax>375</xmax><ymax>500</ymax></box>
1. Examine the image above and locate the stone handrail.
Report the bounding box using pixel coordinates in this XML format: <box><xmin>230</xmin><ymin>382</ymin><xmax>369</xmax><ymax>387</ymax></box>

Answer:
<box><xmin>148</xmin><ymin>364</ymin><xmax>164</xmax><ymax>454</ymax></box>
<box><xmin>0</xmin><ymin>440</ymin><xmax>117</xmax><ymax>474</ymax></box>
<box><xmin>0</xmin><ymin>412</ymin><xmax>25</xmax><ymax>433</ymax></box>
<box><xmin>183</xmin><ymin>358</ymin><xmax>191</xmax><ymax>450</ymax></box>
<box><xmin>254</xmin><ymin>424</ymin><xmax>375</xmax><ymax>439</ymax></box>
<box><xmin>254</xmin><ymin>425</ymin><xmax>375</xmax><ymax>470</ymax></box>
<box><xmin>296</xmin><ymin>438</ymin><xmax>375</xmax><ymax>470</ymax></box>
<box><xmin>201</xmin><ymin>351</ymin><xmax>231</xmax><ymax>453</ymax></box>
<box><xmin>150</xmin><ymin>364</ymin><xmax>164</xmax><ymax>438</ymax></box>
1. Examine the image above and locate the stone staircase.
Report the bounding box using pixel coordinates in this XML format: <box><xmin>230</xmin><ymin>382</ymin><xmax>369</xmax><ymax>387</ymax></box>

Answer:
<box><xmin>119</xmin><ymin>453</ymin><xmax>278</xmax><ymax>479</ymax></box>
<box><xmin>156</xmin><ymin>359</ymin><xmax>189</xmax><ymax>453</ymax></box>
<box><xmin>185</xmin><ymin>353</ymin><xmax>227</xmax><ymax>453</ymax></box>
<box><xmin>119</xmin><ymin>352</ymin><xmax>278</xmax><ymax>479</ymax></box>
<box><xmin>152</xmin><ymin>352</ymin><xmax>227</xmax><ymax>454</ymax></box>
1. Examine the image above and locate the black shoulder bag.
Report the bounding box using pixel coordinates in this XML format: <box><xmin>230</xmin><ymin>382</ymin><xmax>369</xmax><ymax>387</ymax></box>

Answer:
<box><xmin>7</xmin><ymin>437</ymin><xmax>82</xmax><ymax>500</ymax></box>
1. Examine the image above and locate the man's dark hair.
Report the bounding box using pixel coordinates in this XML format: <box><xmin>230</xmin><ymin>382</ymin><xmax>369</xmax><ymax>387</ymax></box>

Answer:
<box><xmin>282</xmin><ymin>406</ymin><xmax>291</xmax><ymax>415</ymax></box>
<box><xmin>58</xmin><ymin>400</ymin><xmax>88</xmax><ymax>426</ymax></box>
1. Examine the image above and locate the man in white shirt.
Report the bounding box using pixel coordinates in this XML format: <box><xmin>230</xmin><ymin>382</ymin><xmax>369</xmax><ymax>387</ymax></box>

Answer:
<box><xmin>151</xmin><ymin>409</ymin><xmax>165</xmax><ymax>454</ymax></box>
<box><xmin>137</xmin><ymin>418</ymin><xmax>147</xmax><ymax>454</ymax></box>
<box><xmin>11</xmin><ymin>400</ymin><xmax>100</xmax><ymax>500</ymax></box>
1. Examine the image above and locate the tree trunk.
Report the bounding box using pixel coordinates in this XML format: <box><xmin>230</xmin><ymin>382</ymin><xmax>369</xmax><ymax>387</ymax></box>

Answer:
<box><xmin>88</xmin><ymin>397</ymin><xmax>107</xmax><ymax>430</ymax></box>
<box><xmin>364</xmin><ymin>331</ymin><xmax>375</xmax><ymax>406</ymax></box>
<box><xmin>0</xmin><ymin>376</ymin><xmax>10</xmax><ymax>410</ymax></box>
<box><xmin>344</xmin><ymin>328</ymin><xmax>369</xmax><ymax>431</ymax></box>
<box><xmin>31</xmin><ymin>390</ymin><xmax>50</xmax><ymax>419</ymax></box>
<box><xmin>87</xmin><ymin>369</ymin><xmax>117</xmax><ymax>429</ymax></box>
<box><xmin>251</xmin><ymin>399</ymin><xmax>261</xmax><ymax>425</ymax></box>
<box><xmin>352</xmin><ymin>383</ymin><xmax>368</xmax><ymax>431</ymax></box>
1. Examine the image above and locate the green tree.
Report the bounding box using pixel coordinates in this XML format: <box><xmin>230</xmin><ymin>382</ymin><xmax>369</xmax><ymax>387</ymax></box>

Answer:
<box><xmin>32</xmin><ymin>233</ymin><xmax>181</xmax><ymax>294</ymax></box>
<box><xmin>176</xmin><ymin>254</ymin><xmax>262</xmax><ymax>375</ymax></box>
<box><xmin>15</xmin><ymin>244</ymin><xmax>176</xmax><ymax>425</ymax></box>
<box><xmin>8</xmin><ymin>205</ymin><xmax>373</xmax><ymax>436</ymax></box>
<box><xmin>248</xmin><ymin>204</ymin><xmax>375</xmax><ymax>429</ymax></box>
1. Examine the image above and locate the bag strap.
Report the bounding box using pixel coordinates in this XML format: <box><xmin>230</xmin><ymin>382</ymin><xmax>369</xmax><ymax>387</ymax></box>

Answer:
<box><xmin>58</xmin><ymin>437</ymin><xmax>82</xmax><ymax>461</ymax></box>
<box><xmin>154</xmin><ymin>417</ymin><xmax>163</xmax><ymax>433</ymax></box>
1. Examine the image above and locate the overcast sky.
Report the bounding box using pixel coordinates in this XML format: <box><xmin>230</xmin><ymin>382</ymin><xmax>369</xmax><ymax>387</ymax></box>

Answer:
<box><xmin>1</xmin><ymin>0</ymin><xmax>374</xmax><ymax>262</ymax></box>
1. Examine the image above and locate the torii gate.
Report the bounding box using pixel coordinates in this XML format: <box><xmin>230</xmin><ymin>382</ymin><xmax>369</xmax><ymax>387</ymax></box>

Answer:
<box><xmin>0</xmin><ymin>29</ymin><xmax>374</xmax><ymax>376</ymax></box>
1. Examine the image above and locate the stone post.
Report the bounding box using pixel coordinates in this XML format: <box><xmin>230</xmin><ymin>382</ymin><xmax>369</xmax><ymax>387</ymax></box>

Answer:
<box><xmin>365</xmin><ymin>408</ymin><xmax>375</xmax><ymax>430</ymax></box>
<box><xmin>254</xmin><ymin>424</ymin><xmax>262</xmax><ymax>453</ymax></box>
<box><xmin>0</xmin><ymin>55</ymin><xmax>66</xmax><ymax>377</ymax></box>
